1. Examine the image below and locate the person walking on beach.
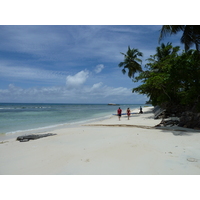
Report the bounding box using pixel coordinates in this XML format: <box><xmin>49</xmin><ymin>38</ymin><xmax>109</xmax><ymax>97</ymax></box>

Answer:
<box><xmin>127</xmin><ymin>108</ymin><xmax>131</xmax><ymax>120</ymax></box>
<box><xmin>139</xmin><ymin>106</ymin><xmax>143</xmax><ymax>114</ymax></box>
<box><xmin>117</xmin><ymin>107</ymin><xmax>122</xmax><ymax>121</ymax></box>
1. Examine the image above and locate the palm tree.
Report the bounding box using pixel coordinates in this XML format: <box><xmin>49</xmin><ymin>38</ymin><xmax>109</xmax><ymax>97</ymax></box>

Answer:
<box><xmin>155</xmin><ymin>42</ymin><xmax>180</xmax><ymax>61</ymax></box>
<box><xmin>118</xmin><ymin>46</ymin><xmax>143</xmax><ymax>78</ymax></box>
<box><xmin>159</xmin><ymin>25</ymin><xmax>200</xmax><ymax>52</ymax></box>
<box><xmin>145</xmin><ymin>43</ymin><xmax>180</xmax><ymax>72</ymax></box>
<box><xmin>155</xmin><ymin>42</ymin><xmax>172</xmax><ymax>61</ymax></box>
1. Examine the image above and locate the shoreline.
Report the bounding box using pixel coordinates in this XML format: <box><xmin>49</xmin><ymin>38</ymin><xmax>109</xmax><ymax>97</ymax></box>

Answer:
<box><xmin>1</xmin><ymin>106</ymin><xmax>200</xmax><ymax>175</ymax></box>
<box><xmin>0</xmin><ymin>105</ymin><xmax>146</xmax><ymax>140</ymax></box>
<box><xmin>0</xmin><ymin>113</ymin><xmax>113</xmax><ymax>141</ymax></box>
<box><xmin>0</xmin><ymin>103</ymin><xmax>143</xmax><ymax>139</ymax></box>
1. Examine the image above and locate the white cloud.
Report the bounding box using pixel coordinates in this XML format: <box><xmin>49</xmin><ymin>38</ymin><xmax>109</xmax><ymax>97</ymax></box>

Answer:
<box><xmin>66</xmin><ymin>70</ymin><xmax>89</xmax><ymax>89</ymax></box>
<box><xmin>84</xmin><ymin>82</ymin><xmax>103</xmax><ymax>93</ymax></box>
<box><xmin>91</xmin><ymin>82</ymin><xmax>103</xmax><ymax>90</ymax></box>
<box><xmin>0</xmin><ymin>82</ymin><xmax>148</xmax><ymax>104</ymax></box>
<box><xmin>94</xmin><ymin>64</ymin><xmax>104</xmax><ymax>74</ymax></box>
<box><xmin>0</xmin><ymin>63</ymin><xmax>148</xmax><ymax>103</ymax></box>
<box><xmin>101</xmin><ymin>86</ymin><xmax>132</xmax><ymax>97</ymax></box>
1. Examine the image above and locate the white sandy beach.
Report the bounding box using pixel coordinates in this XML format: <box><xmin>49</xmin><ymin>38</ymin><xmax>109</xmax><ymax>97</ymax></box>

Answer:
<box><xmin>1</xmin><ymin>106</ymin><xmax>200</xmax><ymax>175</ymax></box>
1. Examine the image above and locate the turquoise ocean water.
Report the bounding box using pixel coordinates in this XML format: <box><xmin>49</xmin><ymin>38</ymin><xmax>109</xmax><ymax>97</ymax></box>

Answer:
<box><xmin>0</xmin><ymin>103</ymin><xmax>145</xmax><ymax>139</ymax></box>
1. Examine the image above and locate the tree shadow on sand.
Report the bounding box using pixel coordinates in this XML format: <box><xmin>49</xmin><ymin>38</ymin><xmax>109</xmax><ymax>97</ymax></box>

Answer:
<box><xmin>155</xmin><ymin>126</ymin><xmax>200</xmax><ymax>136</ymax></box>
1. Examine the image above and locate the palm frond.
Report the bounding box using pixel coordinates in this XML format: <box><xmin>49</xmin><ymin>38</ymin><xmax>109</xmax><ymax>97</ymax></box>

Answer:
<box><xmin>119</xmin><ymin>46</ymin><xmax>143</xmax><ymax>78</ymax></box>
<box><xmin>159</xmin><ymin>25</ymin><xmax>185</xmax><ymax>43</ymax></box>
<box><xmin>118</xmin><ymin>62</ymin><xmax>124</xmax><ymax>67</ymax></box>
<box><xmin>122</xmin><ymin>68</ymin><xmax>126</xmax><ymax>74</ymax></box>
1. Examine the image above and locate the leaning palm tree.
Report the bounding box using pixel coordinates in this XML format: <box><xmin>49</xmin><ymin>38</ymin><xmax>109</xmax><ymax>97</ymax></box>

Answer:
<box><xmin>159</xmin><ymin>25</ymin><xmax>200</xmax><ymax>52</ymax></box>
<box><xmin>118</xmin><ymin>46</ymin><xmax>143</xmax><ymax>78</ymax></box>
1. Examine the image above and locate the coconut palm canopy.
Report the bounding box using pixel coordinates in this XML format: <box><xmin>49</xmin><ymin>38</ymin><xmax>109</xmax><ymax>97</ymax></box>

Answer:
<box><xmin>118</xmin><ymin>46</ymin><xmax>143</xmax><ymax>78</ymax></box>
<box><xmin>159</xmin><ymin>25</ymin><xmax>200</xmax><ymax>52</ymax></box>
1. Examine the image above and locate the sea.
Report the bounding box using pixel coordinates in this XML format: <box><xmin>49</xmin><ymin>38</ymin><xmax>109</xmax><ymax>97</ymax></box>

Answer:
<box><xmin>0</xmin><ymin>103</ymin><xmax>145</xmax><ymax>140</ymax></box>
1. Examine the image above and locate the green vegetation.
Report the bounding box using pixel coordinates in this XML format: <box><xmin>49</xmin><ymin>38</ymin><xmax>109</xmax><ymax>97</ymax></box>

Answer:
<box><xmin>119</xmin><ymin>25</ymin><xmax>200</xmax><ymax>115</ymax></box>
<box><xmin>118</xmin><ymin>46</ymin><xmax>143</xmax><ymax>78</ymax></box>
<box><xmin>133</xmin><ymin>44</ymin><xmax>200</xmax><ymax>112</ymax></box>
<box><xmin>159</xmin><ymin>25</ymin><xmax>200</xmax><ymax>52</ymax></box>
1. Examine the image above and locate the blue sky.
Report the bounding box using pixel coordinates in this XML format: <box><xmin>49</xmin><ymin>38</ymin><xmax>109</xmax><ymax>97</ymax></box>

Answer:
<box><xmin>0</xmin><ymin>25</ymin><xmax>184</xmax><ymax>104</ymax></box>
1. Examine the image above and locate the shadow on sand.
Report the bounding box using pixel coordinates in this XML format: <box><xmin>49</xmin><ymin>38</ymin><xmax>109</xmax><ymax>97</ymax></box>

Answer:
<box><xmin>155</xmin><ymin>126</ymin><xmax>200</xmax><ymax>136</ymax></box>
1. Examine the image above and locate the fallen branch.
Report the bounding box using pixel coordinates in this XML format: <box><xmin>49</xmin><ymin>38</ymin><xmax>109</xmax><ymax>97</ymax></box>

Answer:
<box><xmin>155</xmin><ymin>118</ymin><xmax>179</xmax><ymax>127</ymax></box>
<box><xmin>16</xmin><ymin>133</ymin><xmax>57</xmax><ymax>142</ymax></box>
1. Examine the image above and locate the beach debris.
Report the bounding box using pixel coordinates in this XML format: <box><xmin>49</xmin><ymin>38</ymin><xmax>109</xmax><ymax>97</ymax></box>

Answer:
<box><xmin>0</xmin><ymin>141</ymin><xmax>9</xmax><ymax>144</ymax></box>
<box><xmin>153</xmin><ymin>106</ymin><xmax>166</xmax><ymax>119</ymax></box>
<box><xmin>187</xmin><ymin>158</ymin><xmax>198</xmax><ymax>162</ymax></box>
<box><xmin>153</xmin><ymin>105</ymin><xmax>200</xmax><ymax>129</ymax></box>
<box><xmin>155</xmin><ymin>117</ymin><xmax>179</xmax><ymax>128</ymax></box>
<box><xmin>16</xmin><ymin>133</ymin><xmax>57</xmax><ymax>142</ymax></box>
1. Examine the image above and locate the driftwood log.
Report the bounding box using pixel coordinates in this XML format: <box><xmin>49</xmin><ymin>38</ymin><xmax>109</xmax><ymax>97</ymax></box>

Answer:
<box><xmin>155</xmin><ymin>117</ymin><xmax>180</xmax><ymax>128</ymax></box>
<box><xmin>17</xmin><ymin>133</ymin><xmax>56</xmax><ymax>142</ymax></box>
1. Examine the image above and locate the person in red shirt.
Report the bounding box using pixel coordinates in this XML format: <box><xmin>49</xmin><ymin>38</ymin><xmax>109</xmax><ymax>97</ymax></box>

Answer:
<box><xmin>117</xmin><ymin>107</ymin><xmax>122</xmax><ymax>121</ymax></box>
<box><xmin>127</xmin><ymin>108</ymin><xmax>130</xmax><ymax>120</ymax></box>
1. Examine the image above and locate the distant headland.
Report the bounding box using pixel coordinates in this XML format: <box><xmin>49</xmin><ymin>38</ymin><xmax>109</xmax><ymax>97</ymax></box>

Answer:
<box><xmin>108</xmin><ymin>103</ymin><xmax>120</xmax><ymax>106</ymax></box>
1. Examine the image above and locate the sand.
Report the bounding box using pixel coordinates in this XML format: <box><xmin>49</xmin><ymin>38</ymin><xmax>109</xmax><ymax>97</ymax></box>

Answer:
<box><xmin>1</xmin><ymin>106</ymin><xmax>200</xmax><ymax>175</ymax></box>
